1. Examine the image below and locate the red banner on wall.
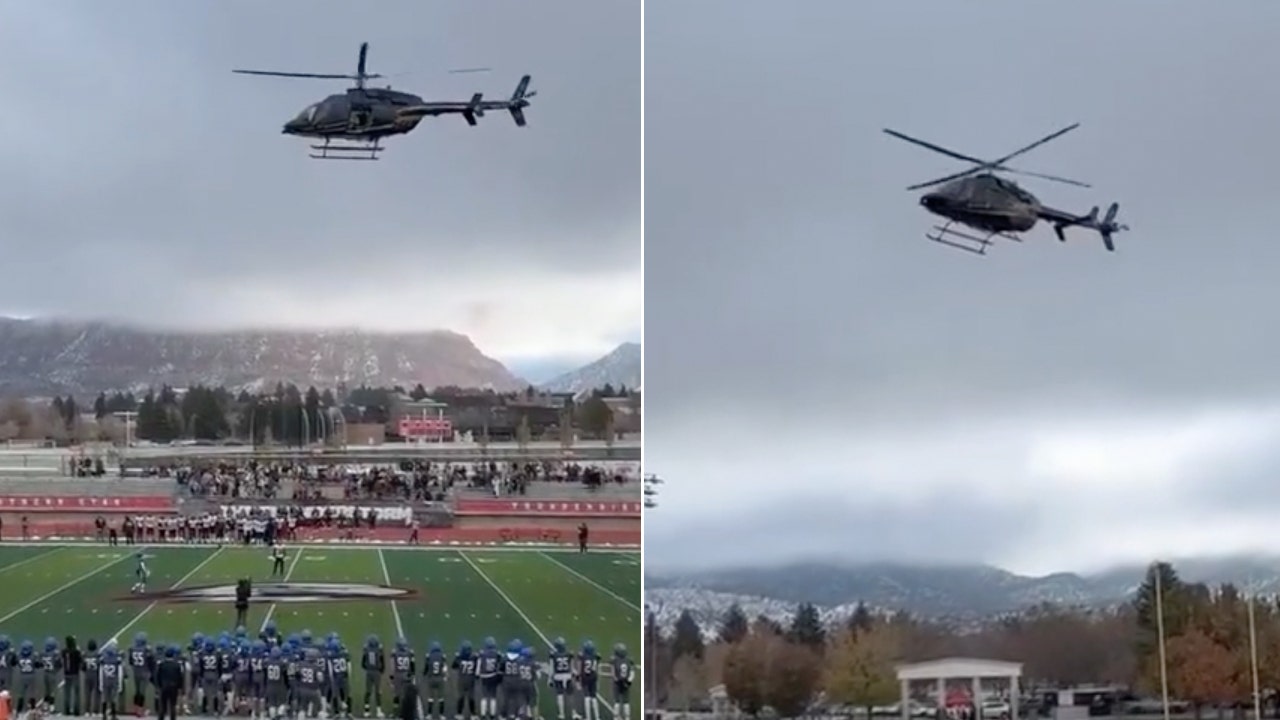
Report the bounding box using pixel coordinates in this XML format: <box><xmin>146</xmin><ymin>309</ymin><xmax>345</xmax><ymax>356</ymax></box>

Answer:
<box><xmin>0</xmin><ymin>495</ymin><xmax>176</xmax><ymax>512</ymax></box>
<box><xmin>398</xmin><ymin>417</ymin><xmax>453</xmax><ymax>438</ymax></box>
<box><xmin>455</xmin><ymin>499</ymin><xmax>641</xmax><ymax>517</ymax></box>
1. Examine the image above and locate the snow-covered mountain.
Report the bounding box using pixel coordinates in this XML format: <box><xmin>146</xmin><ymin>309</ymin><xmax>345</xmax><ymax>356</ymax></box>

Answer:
<box><xmin>540</xmin><ymin>342</ymin><xmax>640</xmax><ymax>396</ymax></box>
<box><xmin>0</xmin><ymin>317</ymin><xmax>526</xmax><ymax>396</ymax></box>
<box><xmin>646</xmin><ymin>587</ymin><xmax>890</xmax><ymax>640</ymax></box>
<box><xmin>645</xmin><ymin>556</ymin><xmax>1280</xmax><ymax>631</ymax></box>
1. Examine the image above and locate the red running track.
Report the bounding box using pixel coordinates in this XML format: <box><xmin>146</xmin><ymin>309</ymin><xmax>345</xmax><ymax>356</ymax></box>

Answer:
<box><xmin>1</xmin><ymin>519</ymin><xmax>640</xmax><ymax>547</ymax></box>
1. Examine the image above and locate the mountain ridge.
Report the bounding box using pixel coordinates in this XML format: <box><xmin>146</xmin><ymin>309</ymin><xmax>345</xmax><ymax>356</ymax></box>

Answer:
<box><xmin>645</xmin><ymin>555</ymin><xmax>1280</xmax><ymax>629</ymax></box>
<box><xmin>540</xmin><ymin>341</ymin><xmax>640</xmax><ymax>395</ymax></box>
<box><xmin>0</xmin><ymin>316</ymin><xmax>527</xmax><ymax>396</ymax></box>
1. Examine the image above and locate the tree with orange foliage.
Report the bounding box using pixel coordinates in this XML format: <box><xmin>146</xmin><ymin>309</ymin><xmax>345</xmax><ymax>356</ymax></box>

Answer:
<box><xmin>764</xmin><ymin>639</ymin><xmax>822</xmax><ymax>718</ymax></box>
<box><xmin>723</xmin><ymin>632</ymin><xmax>770</xmax><ymax>716</ymax></box>
<box><xmin>824</xmin><ymin>622</ymin><xmax>902</xmax><ymax>714</ymax></box>
<box><xmin>1165</xmin><ymin>629</ymin><xmax>1241</xmax><ymax>713</ymax></box>
<box><xmin>721</xmin><ymin>630</ymin><xmax>822</xmax><ymax>717</ymax></box>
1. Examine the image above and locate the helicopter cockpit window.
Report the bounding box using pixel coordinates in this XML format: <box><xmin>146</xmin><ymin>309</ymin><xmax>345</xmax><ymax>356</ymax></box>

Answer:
<box><xmin>295</xmin><ymin>104</ymin><xmax>319</xmax><ymax>124</ymax></box>
<box><xmin>992</xmin><ymin>175</ymin><xmax>1035</xmax><ymax>203</ymax></box>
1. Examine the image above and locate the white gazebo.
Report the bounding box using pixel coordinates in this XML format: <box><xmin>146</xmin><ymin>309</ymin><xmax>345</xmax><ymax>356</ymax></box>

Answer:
<box><xmin>895</xmin><ymin>657</ymin><xmax>1023</xmax><ymax>720</ymax></box>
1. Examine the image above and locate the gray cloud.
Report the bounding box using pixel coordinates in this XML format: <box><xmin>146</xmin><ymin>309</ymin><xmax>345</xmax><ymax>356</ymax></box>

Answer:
<box><xmin>0</xmin><ymin>0</ymin><xmax>639</xmax><ymax>360</ymax></box>
<box><xmin>643</xmin><ymin>0</ymin><xmax>1280</xmax><ymax>573</ymax></box>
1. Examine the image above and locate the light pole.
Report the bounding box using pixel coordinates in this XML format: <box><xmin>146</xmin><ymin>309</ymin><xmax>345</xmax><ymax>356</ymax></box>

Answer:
<box><xmin>643</xmin><ymin>474</ymin><xmax>664</xmax><ymax>717</ymax></box>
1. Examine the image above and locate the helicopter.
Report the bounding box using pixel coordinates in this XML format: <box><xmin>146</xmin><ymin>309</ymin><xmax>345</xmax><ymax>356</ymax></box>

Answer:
<box><xmin>883</xmin><ymin>123</ymin><xmax>1129</xmax><ymax>254</ymax></box>
<box><xmin>234</xmin><ymin>42</ymin><xmax>536</xmax><ymax>160</ymax></box>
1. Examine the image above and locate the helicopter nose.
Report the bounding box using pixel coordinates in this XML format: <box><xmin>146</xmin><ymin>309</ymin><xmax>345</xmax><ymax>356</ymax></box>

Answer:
<box><xmin>920</xmin><ymin>193</ymin><xmax>946</xmax><ymax>212</ymax></box>
<box><xmin>282</xmin><ymin>119</ymin><xmax>303</xmax><ymax>135</ymax></box>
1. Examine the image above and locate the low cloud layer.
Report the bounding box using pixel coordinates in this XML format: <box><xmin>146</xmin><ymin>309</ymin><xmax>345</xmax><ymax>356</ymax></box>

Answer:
<box><xmin>643</xmin><ymin>0</ymin><xmax>1280</xmax><ymax>573</ymax></box>
<box><xmin>0</xmin><ymin>1</ymin><xmax>640</xmax><ymax>363</ymax></box>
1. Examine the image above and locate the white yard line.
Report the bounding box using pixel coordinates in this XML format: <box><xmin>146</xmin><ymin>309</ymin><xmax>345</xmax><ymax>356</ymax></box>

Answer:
<box><xmin>458</xmin><ymin>551</ymin><xmax>617</xmax><ymax>716</ymax></box>
<box><xmin>539</xmin><ymin>552</ymin><xmax>640</xmax><ymax>612</ymax></box>
<box><xmin>0</xmin><ymin>551</ymin><xmax>132</xmax><ymax>624</ymax></box>
<box><xmin>260</xmin><ymin>546</ymin><xmax>305</xmax><ymax>631</ymax></box>
<box><xmin>52</xmin><ymin>545</ymin><xmax>226</xmax><ymax>691</ymax></box>
<box><xmin>0</xmin><ymin>546</ymin><xmax>63</xmax><ymax>575</ymax></box>
<box><xmin>110</xmin><ymin>544</ymin><xmax>227</xmax><ymax>643</ymax></box>
<box><xmin>376</xmin><ymin>548</ymin><xmax>406</xmax><ymax>638</ymax></box>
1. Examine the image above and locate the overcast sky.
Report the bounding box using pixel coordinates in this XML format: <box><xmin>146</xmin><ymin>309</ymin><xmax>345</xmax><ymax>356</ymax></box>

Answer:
<box><xmin>0</xmin><ymin>1</ymin><xmax>639</xmax><ymax>372</ymax></box>
<box><xmin>644</xmin><ymin>0</ymin><xmax>1280</xmax><ymax>576</ymax></box>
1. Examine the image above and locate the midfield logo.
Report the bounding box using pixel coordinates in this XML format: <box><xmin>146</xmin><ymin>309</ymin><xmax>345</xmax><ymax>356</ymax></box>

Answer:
<box><xmin>128</xmin><ymin>582</ymin><xmax>418</xmax><ymax>604</ymax></box>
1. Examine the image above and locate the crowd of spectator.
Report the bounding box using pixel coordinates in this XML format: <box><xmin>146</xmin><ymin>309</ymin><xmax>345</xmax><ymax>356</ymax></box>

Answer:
<box><xmin>138</xmin><ymin>458</ymin><xmax>635</xmax><ymax>503</ymax></box>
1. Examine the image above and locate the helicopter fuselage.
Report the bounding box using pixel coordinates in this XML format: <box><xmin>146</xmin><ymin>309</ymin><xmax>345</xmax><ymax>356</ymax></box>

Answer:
<box><xmin>282</xmin><ymin>88</ymin><xmax>426</xmax><ymax>141</ymax></box>
<box><xmin>919</xmin><ymin>173</ymin><xmax>1042</xmax><ymax>234</ymax></box>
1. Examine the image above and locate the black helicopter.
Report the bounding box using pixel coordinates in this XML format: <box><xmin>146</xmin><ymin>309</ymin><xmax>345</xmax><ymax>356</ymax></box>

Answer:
<box><xmin>883</xmin><ymin>123</ymin><xmax>1128</xmax><ymax>254</ymax></box>
<box><xmin>235</xmin><ymin>42</ymin><xmax>536</xmax><ymax>160</ymax></box>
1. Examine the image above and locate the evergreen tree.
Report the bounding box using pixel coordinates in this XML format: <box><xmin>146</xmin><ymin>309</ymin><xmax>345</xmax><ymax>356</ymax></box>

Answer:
<box><xmin>62</xmin><ymin>395</ymin><xmax>78</xmax><ymax>429</ymax></box>
<box><xmin>410</xmin><ymin>384</ymin><xmax>428</xmax><ymax>401</ymax></box>
<box><xmin>848</xmin><ymin>601</ymin><xmax>875</xmax><ymax>635</ymax></box>
<box><xmin>93</xmin><ymin>393</ymin><xmax>108</xmax><ymax>419</ymax></box>
<box><xmin>719</xmin><ymin>603</ymin><xmax>749</xmax><ymax>644</ymax></box>
<box><xmin>672</xmin><ymin>610</ymin><xmax>705</xmax><ymax>660</ymax></box>
<box><xmin>577</xmin><ymin>396</ymin><xmax>613</xmax><ymax>438</ymax></box>
<box><xmin>304</xmin><ymin>386</ymin><xmax>322</xmax><ymax>443</ymax></box>
<box><xmin>136</xmin><ymin>391</ymin><xmax>157</xmax><ymax>440</ymax></box>
<box><xmin>788</xmin><ymin>602</ymin><xmax>826</xmax><ymax>651</ymax></box>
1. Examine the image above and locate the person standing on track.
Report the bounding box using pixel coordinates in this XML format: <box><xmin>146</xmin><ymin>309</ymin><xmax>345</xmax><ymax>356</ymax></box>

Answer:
<box><xmin>235</xmin><ymin>579</ymin><xmax>252</xmax><ymax>628</ymax></box>
<box><xmin>271</xmin><ymin>544</ymin><xmax>287</xmax><ymax>577</ymax></box>
<box><xmin>155</xmin><ymin>646</ymin><xmax>183</xmax><ymax>720</ymax></box>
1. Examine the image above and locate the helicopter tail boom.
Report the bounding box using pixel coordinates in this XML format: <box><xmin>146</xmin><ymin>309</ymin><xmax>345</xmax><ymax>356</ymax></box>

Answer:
<box><xmin>1041</xmin><ymin>202</ymin><xmax>1128</xmax><ymax>251</ymax></box>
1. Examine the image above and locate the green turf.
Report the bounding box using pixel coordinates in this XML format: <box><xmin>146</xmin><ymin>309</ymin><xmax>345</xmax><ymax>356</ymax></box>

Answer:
<box><xmin>0</xmin><ymin>543</ymin><xmax>642</xmax><ymax>719</ymax></box>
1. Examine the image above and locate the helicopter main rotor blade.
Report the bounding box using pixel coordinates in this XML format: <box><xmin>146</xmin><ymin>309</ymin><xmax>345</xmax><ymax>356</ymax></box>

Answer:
<box><xmin>232</xmin><ymin>70</ymin><xmax>355</xmax><ymax>79</ymax></box>
<box><xmin>882</xmin><ymin>128</ymin><xmax>989</xmax><ymax>166</ymax></box>
<box><xmin>1000</xmin><ymin>167</ymin><xmax>1092</xmax><ymax>188</ymax></box>
<box><xmin>987</xmin><ymin>122</ymin><xmax>1080</xmax><ymax>169</ymax></box>
<box><xmin>358</xmin><ymin>42</ymin><xmax>369</xmax><ymax>78</ymax></box>
<box><xmin>232</xmin><ymin>69</ymin><xmax>384</xmax><ymax>81</ymax></box>
<box><xmin>897</xmin><ymin>123</ymin><xmax>1086</xmax><ymax>191</ymax></box>
<box><xmin>905</xmin><ymin>166</ymin><xmax>988</xmax><ymax>191</ymax></box>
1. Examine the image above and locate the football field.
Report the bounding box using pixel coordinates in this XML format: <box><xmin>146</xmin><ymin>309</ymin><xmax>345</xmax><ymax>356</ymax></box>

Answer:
<box><xmin>0</xmin><ymin>543</ymin><xmax>642</xmax><ymax>719</ymax></box>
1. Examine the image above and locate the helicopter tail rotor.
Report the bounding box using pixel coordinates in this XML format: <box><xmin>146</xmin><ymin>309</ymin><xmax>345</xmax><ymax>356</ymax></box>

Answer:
<box><xmin>506</xmin><ymin>75</ymin><xmax>535</xmax><ymax>127</ymax></box>
<box><xmin>1097</xmin><ymin>202</ymin><xmax>1128</xmax><ymax>252</ymax></box>
<box><xmin>1051</xmin><ymin>203</ymin><xmax>1127</xmax><ymax>251</ymax></box>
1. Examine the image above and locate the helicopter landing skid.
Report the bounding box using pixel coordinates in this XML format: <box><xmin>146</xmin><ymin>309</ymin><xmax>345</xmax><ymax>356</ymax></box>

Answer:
<box><xmin>309</xmin><ymin>139</ymin><xmax>384</xmax><ymax>161</ymax></box>
<box><xmin>926</xmin><ymin>222</ymin><xmax>1021</xmax><ymax>256</ymax></box>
